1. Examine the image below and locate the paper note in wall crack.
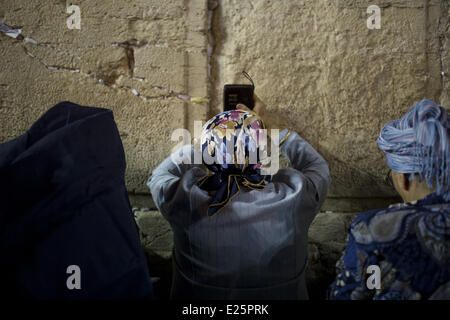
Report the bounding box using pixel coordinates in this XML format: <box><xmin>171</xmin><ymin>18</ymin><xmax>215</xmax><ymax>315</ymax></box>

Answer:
<box><xmin>0</xmin><ymin>21</ymin><xmax>23</xmax><ymax>39</ymax></box>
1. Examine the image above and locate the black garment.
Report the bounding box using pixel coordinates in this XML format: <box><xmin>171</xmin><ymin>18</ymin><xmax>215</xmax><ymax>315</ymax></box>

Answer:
<box><xmin>0</xmin><ymin>101</ymin><xmax>153</xmax><ymax>300</ymax></box>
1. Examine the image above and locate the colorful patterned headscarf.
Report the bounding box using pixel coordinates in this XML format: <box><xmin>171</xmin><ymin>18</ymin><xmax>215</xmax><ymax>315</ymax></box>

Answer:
<box><xmin>377</xmin><ymin>99</ymin><xmax>450</xmax><ymax>200</ymax></box>
<box><xmin>198</xmin><ymin>110</ymin><xmax>271</xmax><ymax>216</ymax></box>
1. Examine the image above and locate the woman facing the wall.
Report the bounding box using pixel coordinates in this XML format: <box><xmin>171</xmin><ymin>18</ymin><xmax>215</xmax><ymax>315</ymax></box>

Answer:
<box><xmin>147</xmin><ymin>94</ymin><xmax>331</xmax><ymax>300</ymax></box>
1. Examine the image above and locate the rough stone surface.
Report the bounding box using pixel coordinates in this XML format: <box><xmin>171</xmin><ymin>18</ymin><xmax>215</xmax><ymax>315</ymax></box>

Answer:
<box><xmin>0</xmin><ymin>0</ymin><xmax>210</xmax><ymax>195</ymax></box>
<box><xmin>306</xmin><ymin>212</ymin><xmax>357</xmax><ymax>299</ymax></box>
<box><xmin>1</xmin><ymin>0</ymin><xmax>448</xmax><ymax>208</ymax></box>
<box><xmin>135</xmin><ymin>210</ymin><xmax>357</xmax><ymax>300</ymax></box>
<box><xmin>0</xmin><ymin>0</ymin><xmax>449</xmax><ymax>300</ymax></box>
<box><xmin>135</xmin><ymin>210</ymin><xmax>173</xmax><ymax>299</ymax></box>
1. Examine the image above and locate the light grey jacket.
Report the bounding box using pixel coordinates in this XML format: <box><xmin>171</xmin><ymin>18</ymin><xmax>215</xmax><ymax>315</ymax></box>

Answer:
<box><xmin>147</xmin><ymin>130</ymin><xmax>331</xmax><ymax>300</ymax></box>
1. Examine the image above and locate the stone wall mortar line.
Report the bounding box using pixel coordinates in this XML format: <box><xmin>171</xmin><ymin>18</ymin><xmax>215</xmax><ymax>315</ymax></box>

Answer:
<box><xmin>438</xmin><ymin>0</ymin><xmax>449</xmax><ymax>103</ymax></box>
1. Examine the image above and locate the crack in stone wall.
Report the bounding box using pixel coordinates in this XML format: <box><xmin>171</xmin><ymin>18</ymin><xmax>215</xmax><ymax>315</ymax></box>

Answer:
<box><xmin>0</xmin><ymin>0</ymin><xmax>449</xmax><ymax>301</ymax></box>
<box><xmin>6</xmin><ymin>31</ymin><xmax>200</xmax><ymax>102</ymax></box>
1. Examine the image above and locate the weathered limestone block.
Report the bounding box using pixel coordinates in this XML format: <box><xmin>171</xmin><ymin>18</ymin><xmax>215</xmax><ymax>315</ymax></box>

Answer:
<box><xmin>135</xmin><ymin>209</ymin><xmax>357</xmax><ymax>300</ymax></box>
<box><xmin>439</xmin><ymin>0</ymin><xmax>450</xmax><ymax>107</ymax></box>
<box><xmin>212</xmin><ymin>0</ymin><xmax>446</xmax><ymax>204</ymax></box>
<box><xmin>134</xmin><ymin>47</ymin><xmax>186</xmax><ymax>93</ymax></box>
<box><xmin>135</xmin><ymin>210</ymin><xmax>173</xmax><ymax>299</ymax></box>
<box><xmin>135</xmin><ymin>210</ymin><xmax>173</xmax><ymax>261</ymax></box>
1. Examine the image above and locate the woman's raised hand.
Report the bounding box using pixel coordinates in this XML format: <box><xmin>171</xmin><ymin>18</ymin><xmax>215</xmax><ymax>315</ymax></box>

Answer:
<box><xmin>236</xmin><ymin>93</ymin><xmax>272</xmax><ymax>129</ymax></box>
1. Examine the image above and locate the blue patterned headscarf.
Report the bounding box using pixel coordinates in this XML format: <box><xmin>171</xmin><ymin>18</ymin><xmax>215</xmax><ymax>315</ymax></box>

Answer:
<box><xmin>198</xmin><ymin>110</ymin><xmax>271</xmax><ymax>216</ymax></box>
<box><xmin>377</xmin><ymin>99</ymin><xmax>450</xmax><ymax>200</ymax></box>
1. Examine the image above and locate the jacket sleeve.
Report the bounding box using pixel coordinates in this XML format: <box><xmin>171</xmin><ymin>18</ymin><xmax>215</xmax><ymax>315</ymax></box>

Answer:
<box><xmin>272</xmin><ymin>129</ymin><xmax>331</xmax><ymax>222</ymax></box>
<box><xmin>146</xmin><ymin>144</ymin><xmax>205</xmax><ymax>219</ymax></box>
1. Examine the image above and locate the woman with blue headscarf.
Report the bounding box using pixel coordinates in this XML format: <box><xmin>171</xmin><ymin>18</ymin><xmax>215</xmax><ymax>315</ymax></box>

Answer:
<box><xmin>329</xmin><ymin>99</ymin><xmax>450</xmax><ymax>300</ymax></box>
<box><xmin>147</xmin><ymin>94</ymin><xmax>330</xmax><ymax>300</ymax></box>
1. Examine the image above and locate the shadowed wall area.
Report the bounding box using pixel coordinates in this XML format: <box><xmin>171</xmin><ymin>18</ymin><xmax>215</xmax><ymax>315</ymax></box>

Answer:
<box><xmin>0</xmin><ymin>0</ymin><xmax>449</xmax><ymax>299</ymax></box>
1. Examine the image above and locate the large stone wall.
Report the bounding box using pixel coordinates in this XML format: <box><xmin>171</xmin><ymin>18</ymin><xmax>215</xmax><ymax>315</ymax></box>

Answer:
<box><xmin>0</xmin><ymin>0</ymin><xmax>449</xmax><ymax>299</ymax></box>
<box><xmin>1</xmin><ymin>0</ymin><xmax>448</xmax><ymax>210</ymax></box>
<box><xmin>0</xmin><ymin>0</ymin><xmax>210</xmax><ymax>196</ymax></box>
<box><xmin>135</xmin><ymin>209</ymin><xmax>357</xmax><ymax>300</ymax></box>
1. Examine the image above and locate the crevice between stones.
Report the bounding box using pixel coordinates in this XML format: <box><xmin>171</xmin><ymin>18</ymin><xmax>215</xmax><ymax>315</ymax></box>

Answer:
<box><xmin>438</xmin><ymin>0</ymin><xmax>449</xmax><ymax>102</ymax></box>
